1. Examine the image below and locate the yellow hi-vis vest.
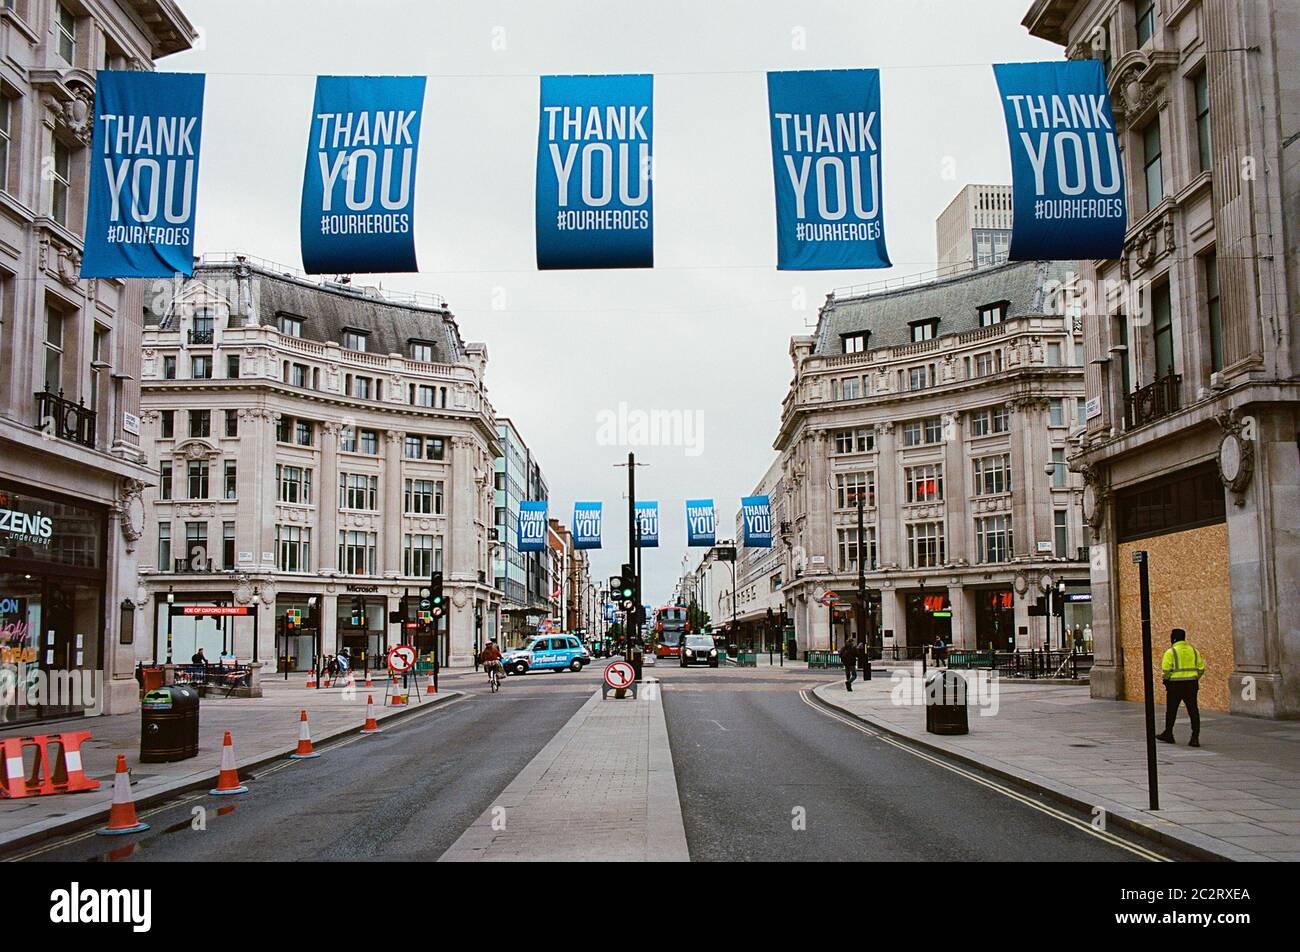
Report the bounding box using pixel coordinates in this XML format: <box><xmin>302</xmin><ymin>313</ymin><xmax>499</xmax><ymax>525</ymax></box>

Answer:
<box><xmin>1161</xmin><ymin>640</ymin><xmax>1205</xmax><ymax>681</ymax></box>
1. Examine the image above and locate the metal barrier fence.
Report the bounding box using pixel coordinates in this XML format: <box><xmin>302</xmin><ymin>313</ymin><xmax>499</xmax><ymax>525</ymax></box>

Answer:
<box><xmin>172</xmin><ymin>663</ymin><xmax>252</xmax><ymax>695</ymax></box>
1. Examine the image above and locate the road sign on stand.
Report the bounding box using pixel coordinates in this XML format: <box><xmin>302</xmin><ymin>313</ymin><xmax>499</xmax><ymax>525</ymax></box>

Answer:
<box><xmin>602</xmin><ymin>660</ymin><xmax>638</xmax><ymax>700</ymax></box>
<box><xmin>387</xmin><ymin>644</ymin><xmax>417</xmax><ymax>673</ymax></box>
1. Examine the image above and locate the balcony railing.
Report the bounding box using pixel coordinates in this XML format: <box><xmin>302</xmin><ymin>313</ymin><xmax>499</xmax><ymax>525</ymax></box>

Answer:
<box><xmin>188</xmin><ymin>328</ymin><xmax>214</xmax><ymax>345</ymax></box>
<box><xmin>1124</xmin><ymin>373</ymin><xmax>1181</xmax><ymax>430</ymax></box>
<box><xmin>34</xmin><ymin>389</ymin><xmax>96</xmax><ymax>449</ymax></box>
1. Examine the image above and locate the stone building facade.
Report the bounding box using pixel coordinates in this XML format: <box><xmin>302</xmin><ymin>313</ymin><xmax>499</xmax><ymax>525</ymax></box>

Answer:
<box><xmin>1023</xmin><ymin>0</ymin><xmax>1298</xmax><ymax>716</ymax></box>
<box><xmin>775</xmin><ymin>260</ymin><xmax>1093</xmax><ymax>657</ymax></box>
<box><xmin>0</xmin><ymin>1</ymin><xmax>193</xmax><ymax>723</ymax></box>
<box><xmin>136</xmin><ymin>254</ymin><xmax>500</xmax><ymax>671</ymax></box>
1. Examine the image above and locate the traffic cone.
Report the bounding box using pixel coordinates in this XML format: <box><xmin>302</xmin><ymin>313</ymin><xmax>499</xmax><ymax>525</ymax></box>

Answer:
<box><xmin>364</xmin><ymin>674</ymin><xmax>373</xmax><ymax>688</ymax></box>
<box><xmin>209</xmin><ymin>731</ymin><xmax>249</xmax><ymax>795</ymax></box>
<box><xmin>96</xmin><ymin>755</ymin><xmax>149</xmax><ymax>836</ymax></box>
<box><xmin>304</xmin><ymin>670</ymin><xmax>317</xmax><ymax>689</ymax></box>
<box><xmin>360</xmin><ymin>696</ymin><xmax>383</xmax><ymax>734</ymax></box>
<box><xmin>289</xmin><ymin>710</ymin><xmax>320</xmax><ymax>759</ymax></box>
<box><xmin>425</xmin><ymin>671</ymin><xmax>437</xmax><ymax>695</ymax></box>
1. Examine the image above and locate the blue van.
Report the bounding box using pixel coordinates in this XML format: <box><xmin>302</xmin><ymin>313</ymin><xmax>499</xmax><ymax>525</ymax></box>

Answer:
<box><xmin>504</xmin><ymin>635</ymin><xmax>590</xmax><ymax>675</ymax></box>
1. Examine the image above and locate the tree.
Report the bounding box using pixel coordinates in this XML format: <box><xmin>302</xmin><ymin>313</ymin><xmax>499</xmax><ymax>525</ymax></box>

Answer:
<box><xmin>687</xmin><ymin>598</ymin><xmax>710</xmax><ymax>633</ymax></box>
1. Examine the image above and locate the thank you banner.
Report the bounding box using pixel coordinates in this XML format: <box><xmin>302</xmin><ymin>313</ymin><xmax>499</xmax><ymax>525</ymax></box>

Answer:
<box><xmin>686</xmin><ymin>499</ymin><xmax>716</xmax><ymax>547</ymax></box>
<box><xmin>766</xmin><ymin>69</ymin><xmax>889</xmax><ymax>271</ymax></box>
<box><xmin>573</xmin><ymin>501</ymin><xmax>602</xmax><ymax>549</ymax></box>
<box><xmin>634</xmin><ymin>500</ymin><xmax>659</xmax><ymax>548</ymax></box>
<box><xmin>518</xmin><ymin>501</ymin><xmax>548</xmax><ymax>552</ymax></box>
<box><xmin>301</xmin><ymin>75</ymin><xmax>426</xmax><ymax>274</ymax></box>
<box><xmin>535</xmin><ymin>74</ymin><xmax>653</xmax><ymax>269</ymax></box>
<box><xmin>741</xmin><ymin>495</ymin><xmax>773</xmax><ymax>548</ymax></box>
<box><xmin>82</xmin><ymin>71</ymin><xmax>205</xmax><ymax>278</ymax></box>
<box><xmin>993</xmin><ymin>61</ymin><xmax>1125</xmax><ymax>260</ymax></box>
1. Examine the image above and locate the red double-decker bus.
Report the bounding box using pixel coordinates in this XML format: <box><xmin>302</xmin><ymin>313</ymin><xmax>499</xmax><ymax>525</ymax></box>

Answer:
<box><xmin>653</xmin><ymin>606</ymin><xmax>689</xmax><ymax>658</ymax></box>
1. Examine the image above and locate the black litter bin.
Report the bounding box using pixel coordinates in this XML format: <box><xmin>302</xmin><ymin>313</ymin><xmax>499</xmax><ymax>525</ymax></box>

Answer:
<box><xmin>140</xmin><ymin>685</ymin><xmax>200</xmax><ymax>762</ymax></box>
<box><xmin>924</xmin><ymin>669</ymin><xmax>969</xmax><ymax>735</ymax></box>
<box><xmin>787</xmin><ymin>639</ymin><xmax>798</xmax><ymax>661</ymax></box>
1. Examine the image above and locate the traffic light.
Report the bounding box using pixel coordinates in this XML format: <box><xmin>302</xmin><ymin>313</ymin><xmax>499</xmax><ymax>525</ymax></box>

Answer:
<box><xmin>285</xmin><ymin>611</ymin><xmax>296</xmax><ymax>634</ymax></box>
<box><xmin>430</xmin><ymin>571</ymin><xmax>444</xmax><ymax>617</ymax></box>
<box><xmin>617</xmin><ymin>564</ymin><xmax>636</xmax><ymax>610</ymax></box>
<box><xmin>350</xmin><ymin>596</ymin><xmax>365</xmax><ymax>627</ymax></box>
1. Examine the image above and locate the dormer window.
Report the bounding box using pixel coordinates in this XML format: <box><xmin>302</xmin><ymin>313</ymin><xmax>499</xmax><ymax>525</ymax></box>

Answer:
<box><xmin>278</xmin><ymin>314</ymin><xmax>303</xmax><ymax>337</ymax></box>
<box><xmin>978</xmin><ymin>301</ymin><xmax>1008</xmax><ymax>326</ymax></box>
<box><xmin>341</xmin><ymin>329</ymin><xmax>368</xmax><ymax>352</ymax></box>
<box><xmin>841</xmin><ymin>332</ymin><xmax>868</xmax><ymax>354</ymax></box>
<box><xmin>409</xmin><ymin>339</ymin><xmax>436</xmax><ymax>362</ymax></box>
<box><xmin>909</xmin><ymin>318</ymin><xmax>939</xmax><ymax>343</ymax></box>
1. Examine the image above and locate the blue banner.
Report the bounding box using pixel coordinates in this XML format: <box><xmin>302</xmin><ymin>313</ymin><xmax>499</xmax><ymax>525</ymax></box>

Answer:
<box><xmin>686</xmin><ymin>499</ymin><xmax>716</xmax><ymax>547</ymax></box>
<box><xmin>741</xmin><ymin>496</ymin><xmax>773</xmax><ymax>548</ymax></box>
<box><xmin>81</xmin><ymin>71</ymin><xmax>205</xmax><ymax>279</ymax></box>
<box><xmin>518</xmin><ymin>501</ymin><xmax>548</xmax><ymax>552</ymax></box>
<box><xmin>766</xmin><ymin>69</ymin><xmax>889</xmax><ymax>271</ymax></box>
<box><xmin>993</xmin><ymin>61</ymin><xmax>1125</xmax><ymax>260</ymax></box>
<box><xmin>300</xmin><ymin>75</ymin><xmax>425</xmax><ymax>275</ymax></box>
<box><xmin>536</xmin><ymin>74</ymin><xmax>653</xmax><ymax>270</ymax></box>
<box><xmin>634</xmin><ymin>500</ymin><xmax>659</xmax><ymax>548</ymax></box>
<box><xmin>573</xmin><ymin>501</ymin><xmax>602</xmax><ymax>550</ymax></box>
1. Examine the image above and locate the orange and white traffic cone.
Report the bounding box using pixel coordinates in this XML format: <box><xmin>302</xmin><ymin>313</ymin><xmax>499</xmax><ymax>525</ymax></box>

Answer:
<box><xmin>364</xmin><ymin>673</ymin><xmax>373</xmax><ymax>688</ymax></box>
<box><xmin>425</xmin><ymin>671</ymin><xmax>437</xmax><ymax>695</ymax></box>
<box><xmin>360</xmin><ymin>696</ymin><xmax>383</xmax><ymax>735</ymax></box>
<box><xmin>304</xmin><ymin>669</ymin><xmax>317</xmax><ymax>689</ymax></box>
<box><xmin>96</xmin><ymin>754</ymin><xmax>149</xmax><ymax>836</ymax></box>
<box><xmin>289</xmin><ymin>710</ymin><xmax>320</xmax><ymax>759</ymax></box>
<box><xmin>209</xmin><ymin>731</ymin><xmax>249</xmax><ymax>795</ymax></box>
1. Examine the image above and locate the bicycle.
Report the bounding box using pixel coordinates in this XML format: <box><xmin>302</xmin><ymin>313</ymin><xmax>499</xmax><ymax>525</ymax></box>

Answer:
<box><xmin>486</xmin><ymin>662</ymin><xmax>502</xmax><ymax>693</ymax></box>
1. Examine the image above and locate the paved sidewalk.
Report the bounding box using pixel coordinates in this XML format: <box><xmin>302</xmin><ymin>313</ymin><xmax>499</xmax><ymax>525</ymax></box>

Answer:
<box><xmin>0</xmin><ymin>673</ymin><xmax>461</xmax><ymax>850</ymax></box>
<box><xmin>813</xmin><ymin>667</ymin><xmax>1300</xmax><ymax>862</ymax></box>
<box><xmin>440</xmin><ymin>680</ymin><xmax>689</xmax><ymax>861</ymax></box>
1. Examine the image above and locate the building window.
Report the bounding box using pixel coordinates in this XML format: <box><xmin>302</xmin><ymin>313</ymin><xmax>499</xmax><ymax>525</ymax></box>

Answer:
<box><xmin>192</xmin><ymin>308</ymin><xmax>214</xmax><ymax>342</ymax></box>
<box><xmin>405</xmin><ymin>478</ymin><xmax>434</xmax><ymax>514</ymax></box>
<box><xmin>909</xmin><ymin>318</ymin><xmax>938</xmax><ymax>342</ymax></box>
<box><xmin>832</xmin><ymin>427</ymin><xmax>873</xmax><ymax>454</ymax></box>
<box><xmin>338</xmin><ymin>530</ymin><xmax>377</xmax><ymax>576</ymax></box>
<box><xmin>184</xmin><ymin>521</ymin><xmax>208</xmax><ymax>568</ymax></box>
<box><xmin>295</xmin><ymin>420</ymin><xmax>313</xmax><ymax>446</ymax></box>
<box><xmin>162</xmin><ymin>355</ymin><xmax>176</xmax><ymax>380</ymax></box>
<box><xmin>224</xmin><ymin>460</ymin><xmax>237</xmax><ymax>499</ymax></box>
<box><xmin>1113</xmin><ymin>313</ymin><xmax>1132</xmax><ymax>395</ymax></box>
<box><xmin>1135</xmin><ymin>0</ymin><xmax>1156</xmax><ymax>47</ymax></box>
<box><xmin>278</xmin><ymin>314</ymin><xmax>303</xmax><ymax>337</ymax></box>
<box><xmin>1204</xmin><ymin>252</ymin><xmax>1222</xmax><ymax>373</ymax></box>
<box><xmin>359</xmin><ymin>429</ymin><xmax>378</xmax><ymax>455</ymax></box>
<box><xmin>56</xmin><ymin>3</ymin><xmax>76</xmax><ymax>62</ymax></box>
<box><xmin>226</xmin><ymin>354</ymin><xmax>240</xmax><ymax>378</ymax></box>
<box><xmin>1054</xmin><ymin>509</ymin><xmax>1069</xmax><ymax>558</ymax></box>
<box><xmin>404</xmin><ymin>534</ymin><xmax>435</xmax><ymax>577</ymax></box>
<box><xmin>973</xmin><ymin>454</ymin><xmax>1012</xmax><ymax>496</ymax></box>
<box><xmin>224</xmin><ymin>409</ymin><xmax>238</xmax><ymax>437</ymax></box>
<box><xmin>276</xmin><ymin>525</ymin><xmax>312</xmax><ymax>573</ymax></box>
<box><xmin>409</xmin><ymin>340</ymin><xmax>435</xmax><ymax>362</ymax></box>
<box><xmin>186</xmin><ymin>460</ymin><xmax>209</xmax><ymax>499</ymax></box>
<box><xmin>905</xmin><ymin>464</ymin><xmax>944</xmax><ymax>503</ymax></box>
<box><xmin>43</xmin><ymin>306</ymin><xmax>63</xmax><ymax>392</ymax></box>
<box><xmin>0</xmin><ymin>95</ymin><xmax>11</xmax><ymax>194</ymax></box>
<box><xmin>841</xmin><ymin>376</ymin><xmax>861</xmax><ymax>400</ymax></box>
<box><xmin>1115</xmin><ymin>462</ymin><xmax>1225</xmax><ymax>543</ymax></box>
<box><xmin>405</xmin><ymin>434</ymin><xmax>445</xmax><ymax>460</ymax></box>
<box><xmin>1193</xmin><ymin>72</ymin><xmax>1211</xmax><ymax>173</ymax></box>
<box><xmin>841</xmin><ymin>332</ymin><xmax>867</xmax><ymax>354</ymax></box>
<box><xmin>906</xmin><ymin>521</ymin><xmax>946</xmax><ymax>569</ymax></box>
<box><xmin>1052</xmin><ymin>448</ymin><xmax>1067</xmax><ymax>488</ymax></box>
<box><xmin>159</xmin><ymin>459</ymin><xmax>173</xmax><ymax>500</ymax></box>
<box><xmin>975</xmin><ymin>514</ymin><xmax>1013</xmax><ymax>564</ymax></box>
<box><xmin>160</xmin><ymin>409</ymin><xmax>174</xmax><ymax>438</ymax></box>
<box><xmin>189</xmin><ymin>409</ymin><xmax>210</xmax><ymax>438</ymax></box>
<box><xmin>157</xmin><ymin>522</ymin><xmax>171</xmax><ymax>570</ymax></box>
<box><xmin>1049</xmin><ymin>397</ymin><xmax>1065</xmax><ymax>427</ymax></box>
<box><xmin>191</xmin><ymin>355</ymin><xmax>212</xmax><ymax>379</ymax></box>
<box><xmin>50</xmin><ymin>139</ymin><xmax>71</xmax><ymax>226</ymax></box>
<box><xmin>341</xmin><ymin>330</ymin><xmax>368</xmax><ymax>352</ymax></box>
<box><xmin>906</xmin><ymin>365</ymin><xmax>930</xmax><ymax>391</ymax></box>
<box><xmin>276</xmin><ymin>465</ymin><xmax>312</xmax><ymax>504</ymax></box>
<box><xmin>901</xmin><ymin>416</ymin><xmax>943</xmax><ymax>447</ymax></box>
<box><xmin>835</xmin><ymin>471</ymin><xmax>875</xmax><ymax>509</ymax></box>
<box><xmin>339</xmin><ymin>473</ymin><xmax>378</xmax><ymax>511</ymax></box>
<box><xmin>972</xmin><ymin>352</ymin><xmax>997</xmax><ymax>378</ymax></box>
<box><xmin>977</xmin><ymin>302</ymin><xmax>1007</xmax><ymax>326</ymax></box>
<box><xmin>222</xmin><ymin>521</ymin><xmax>236</xmax><ymax>570</ymax></box>
<box><xmin>836</xmin><ymin>526</ymin><xmax>877</xmax><ymax>572</ymax></box>
<box><xmin>1046</xmin><ymin>342</ymin><xmax>1062</xmax><ymax>367</ymax></box>
<box><xmin>1151</xmin><ymin>281</ymin><xmax>1174</xmax><ymax>379</ymax></box>
<box><xmin>1142</xmin><ymin>118</ymin><xmax>1163</xmax><ymax>211</ymax></box>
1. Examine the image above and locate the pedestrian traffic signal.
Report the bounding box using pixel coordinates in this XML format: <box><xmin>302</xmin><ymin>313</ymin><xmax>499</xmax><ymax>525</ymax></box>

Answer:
<box><xmin>430</xmin><ymin>570</ymin><xmax>444</xmax><ymax>617</ymax></box>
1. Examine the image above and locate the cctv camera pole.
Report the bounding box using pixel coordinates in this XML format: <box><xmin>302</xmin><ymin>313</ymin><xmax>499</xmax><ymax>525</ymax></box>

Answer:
<box><xmin>1135</xmin><ymin>550</ymin><xmax>1159</xmax><ymax>810</ymax></box>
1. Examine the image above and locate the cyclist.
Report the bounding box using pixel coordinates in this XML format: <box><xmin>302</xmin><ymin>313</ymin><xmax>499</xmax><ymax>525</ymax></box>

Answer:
<box><xmin>481</xmin><ymin>640</ymin><xmax>504</xmax><ymax>688</ymax></box>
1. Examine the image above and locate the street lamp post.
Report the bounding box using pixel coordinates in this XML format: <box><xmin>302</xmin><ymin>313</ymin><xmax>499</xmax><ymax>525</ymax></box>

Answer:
<box><xmin>165</xmin><ymin>585</ymin><xmax>175</xmax><ymax>665</ymax></box>
<box><xmin>850</xmin><ymin>486</ymin><xmax>871</xmax><ymax>681</ymax></box>
<box><xmin>251</xmin><ymin>588</ymin><xmax>261</xmax><ymax>664</ymax></box>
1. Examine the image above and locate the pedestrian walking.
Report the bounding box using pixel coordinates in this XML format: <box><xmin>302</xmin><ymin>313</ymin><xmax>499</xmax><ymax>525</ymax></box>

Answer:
<box><xmin>1157</xmin><ymin>628</ymin><xmax>1205</xmax><ymax>747</ymax></box>
<box><xmin>841</xmin><ymin>636</ymin><xmax>859</xmax><ymax>691</ymax></box>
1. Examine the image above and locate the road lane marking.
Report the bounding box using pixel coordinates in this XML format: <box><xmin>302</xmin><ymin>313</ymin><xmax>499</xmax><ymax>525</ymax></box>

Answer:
<box><xmin>798</xmin><ymin>690</ymin><xmax>1170</xmax><ymax>863</ymax></box>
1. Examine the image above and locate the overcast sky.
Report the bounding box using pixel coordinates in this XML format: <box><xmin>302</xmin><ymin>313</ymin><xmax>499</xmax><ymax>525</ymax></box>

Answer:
<box><xmin>163</xmin><ymin>0</ymin><xmax>1062</xmax><ymax>608</ymax></box>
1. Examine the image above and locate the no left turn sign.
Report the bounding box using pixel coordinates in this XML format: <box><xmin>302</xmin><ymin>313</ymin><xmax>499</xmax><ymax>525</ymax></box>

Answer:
<box><xmin>388</xmin><ymin>644</ymin><xmax>417</xmax><ymax>672</ymax></box>
<box><xmin>604</xmin><ymin>661</ymin><xmax>634</xmax><ymax>689</ymax></box>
